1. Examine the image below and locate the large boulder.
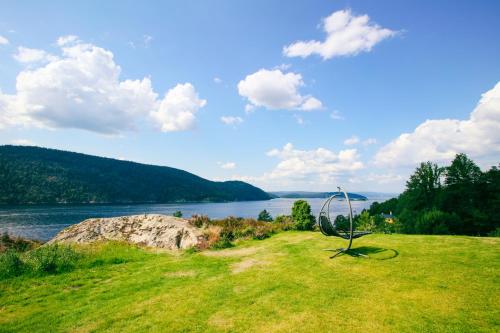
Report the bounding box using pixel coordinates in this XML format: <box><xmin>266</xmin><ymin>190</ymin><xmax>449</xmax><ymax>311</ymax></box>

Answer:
<box><xmin>48</xmin><ymin>214</ymin><xmax>203</xmax><ymax>250</ymax></box>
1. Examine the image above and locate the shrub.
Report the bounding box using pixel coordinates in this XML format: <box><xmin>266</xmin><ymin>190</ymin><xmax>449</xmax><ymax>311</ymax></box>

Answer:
<box><xmin>292</xmin><ymin>200</ymin><xmax>316</xmax><ymax>231</ymax></box>
<box><xmin>257</xmin><ymin>209</ymin><xmax>273</xmax><ymax>222</ymax></box>
<box><xmin>487</xmin><ymin>228</ymin><xmax>500</xmax><ymax>237</ymax></box>
<box><xmin>1</xmin><ymin>233</ymin><xmax>40</xmax><ymax>253</ymax></box>
<box><xmin>210</xmin><ymin>234</ymin><xmax>234</xmax><ymax>249</ymax></box>
<box><xmin>0</xmin><ymin>250</ymin><xmax>25</xmax><ymax>279</ymax></box>
<box><xmin>173</xmin><ymin>211</ymin><xmax>183</xmax><ymax>218</ymax></box>
<box><xmin>189</xmin><ymin>215</ymin><xmax>210</xmax><ymax>228</ymax></box>
<box><xmin>274</xmin><ymin>215</ymin><xmax>295</xmax><ymax>230</ymax></box>
<box><xmin>25</xmin><ymin>245</ymin><xmax>80</xmax><ymax>275</ymax></box>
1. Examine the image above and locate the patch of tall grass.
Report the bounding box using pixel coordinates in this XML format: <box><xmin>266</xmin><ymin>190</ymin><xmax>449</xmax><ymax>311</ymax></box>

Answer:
<box><xmin>0</xmin><ymin>242</ymin><xmax>81</xmax><ymax>279</ymax></box>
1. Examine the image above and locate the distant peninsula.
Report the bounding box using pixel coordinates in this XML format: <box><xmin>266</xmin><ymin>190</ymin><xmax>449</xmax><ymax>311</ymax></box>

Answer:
<box><xmin>0</xmin><ymin>145</ymin><xmax>271</xmax><ymax>205</ymax></box>
<box><xmin>270</xmin><ymin>191</ymin><xmax>368</xmax><ymax>200</ymax></box>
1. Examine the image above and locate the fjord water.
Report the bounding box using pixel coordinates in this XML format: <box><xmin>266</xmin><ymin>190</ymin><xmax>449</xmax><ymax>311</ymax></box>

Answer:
<box><xmin>0</xmin><ymin>196</ymin><xmax>394</xmax><ymax>241</ymax></box>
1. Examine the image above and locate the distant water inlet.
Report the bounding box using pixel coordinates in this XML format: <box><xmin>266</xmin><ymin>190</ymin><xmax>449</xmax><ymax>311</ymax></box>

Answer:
<box><xmin>0</xmin><ymin>197</ymin><xmax>393</xmax><ymax>241</ymax></box>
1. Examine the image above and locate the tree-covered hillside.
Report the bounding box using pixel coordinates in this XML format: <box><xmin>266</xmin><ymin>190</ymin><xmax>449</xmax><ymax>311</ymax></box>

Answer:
<box><xmin>0</xmin><ymin>145</ymin><xmax>271</xmax><ymax>204</ymax></box>
<box><xmin>366</xmin><ymin>154</ymin><xmax>499</xmax><ymax>236</ymax></box>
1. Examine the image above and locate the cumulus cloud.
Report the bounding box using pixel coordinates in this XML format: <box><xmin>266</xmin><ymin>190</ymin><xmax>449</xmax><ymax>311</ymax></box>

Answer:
<box><xmin>0</xmin><ymin>37</ymin><xmax>206</xmax><ymax>134</ymax></box>
<box><xmin>251</xmin><ymin>143</ymin><xmax>364</xmax><ymax>187</ymax></box>
<box><xmin>0</xmin><ymin>35</ymin><xmax>9</xmax><ymax>45</ymax></box>
<box><xmin>344</xmin><ymin>135</ymin><xmax>360</xmax><ymax>145</ymax></box>
<box><xmin>13</xmin><ymin>47</ymin><xmax>58</xmax><ymax>63</ymax></box>
<box><xmin>56</xmin><ymin>35</ymin><xmax>79</xmax><ymax>46</ymax></box>
<box><xmin>237</xmin><ymin>69</ymin><xmax>322</xmax><ymax>111</ymax></box>
<box><xmin>151</xmin><ymin>83</ymin><xmax>206</xmax><ymax>132</ymax></box>
<box><xmin>220</xmin><ymin>116</ymin><xmax>243</xmax><ymax>126</ymax></box>
<box><xmin>283</xmin><ymin>9</ymin><xmax>396</xmax><ymax>60</ymax></box>
<box><xmin>373</xmin><ymin>82</ymin><xmax>500</xmax><ymax>167</ymax></box>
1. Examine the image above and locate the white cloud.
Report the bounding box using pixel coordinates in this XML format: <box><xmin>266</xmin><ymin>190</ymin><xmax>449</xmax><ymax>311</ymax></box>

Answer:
<box><xmin>244</xmin><ymin>104</ymin><xmax>256</xmax><ymax>114</ymax></box>
<box><xmin>363</xmin><ymin>138</ymin><xmax>377</xmax><ymax>146</ymax></box>
<box><xmin>213</xmin><ymin>77</ymin><xmax>222</xmax><ymax>84</ymax></box>
<box><xmin>151</xmin><ymin>83</ymin><xmax>206</xmax><ymax>132</ymax></box>
<box><xmin>240</xmin><ymin>143</ymin><xmax>364</xmax><ymax>188</ymax></box>
<box><xmin>330</xmin><ymin>110</ymin><xmax>344</xmax><ymax>120</ymax></box>
<box><xmin>283</xmin><ymin>9</ymin><xmax>397</xmax><ymax>60</ymax></box>
<box><xmin>364</xmin><ymin>173</ymin><xmax>404</xmax><ymax>184</ymax></box>
<box><xmin>273</xmin><ymin>63</ymin><xmax>291</xmax><ymax>71</ymax></box>
<box><xmin>220</xmin><ymin>116</ymin><xmax>243</xmax><ymax>126</ymax></box>
<box><xmin>0</xmin><ymin>35</ymin><xmax>9</xmax><ymax>45</ymax></box>
<box><xmin>373</xmin><ymin>82</ymin><xmax>500</xmax><ymax>167</ymax></box>
<box><xmin>0</xmin><ymin>37</ymin><xmax>206</xmax><ymax>134</ymax></box>
<box><xmin>11</xmin><ymin>138</ymin><xmax>33</xmax><ymax>146</ymax></box>
<box><xmin>238</xmin><ymin>69</ymin><xmax>322</xmax><ymax>111</ymax></box>
<box><xmin>301</xmin><ymin>96</ymin><xmax>323</xmax><ymax>111</ymax></box>
<box><xmin>13</xmin><ymin>47</ymin><xmax>58</xmax><ymax>63</ymax></box>
<box><xmin>219</xmin><ymin>162</ymin><xmax>236</xmax><ymax>169</ymax></box>
<box><xmin>344</xmin><ymin>135</ymin><xmax>360</xmax><ymax>145</ymax></box>
<box><xmin>56</xmin><ymin>35</ymin><xmax>79</xmax><ymax>46</ymax></box>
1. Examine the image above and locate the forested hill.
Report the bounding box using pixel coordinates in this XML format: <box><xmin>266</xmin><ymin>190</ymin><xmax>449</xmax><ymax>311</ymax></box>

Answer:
<box><xmin>0</xmin><ymin>145</ymin><xmax>271</xmax><ymax>205</ymax></box>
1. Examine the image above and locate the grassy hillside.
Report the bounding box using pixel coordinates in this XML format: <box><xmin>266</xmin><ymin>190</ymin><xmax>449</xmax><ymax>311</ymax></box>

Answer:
<box><xmin>1</xmin><ymin>233</ymin><xmax>498</xmax><ymax>332</ymax></box>
<box><xmin>0</xmin><ymin>145</ymin><xmax>271</xmax><ymax>204</ymax></box>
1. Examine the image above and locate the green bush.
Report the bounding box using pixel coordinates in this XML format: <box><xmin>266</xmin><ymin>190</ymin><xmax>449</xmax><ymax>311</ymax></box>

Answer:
<box><xmin>257</xmin><ymin>209</ymin><xmax>273</xmax><ymax>222</ymax></box>
<box><xmin>274</xmin><ymin>215</ymin><xmax>295</xmax><ymax>230</ymax></box>
<box><xmin>173</xmin><ymin>211</ymin><xmax>183</xmax><ymax>218</ymax></box>
<box><xmin>292</xmin><ymin>200</ymin><xmax>316</xmax><ymax>231</ymax></box>
<box><xmin>25</xmin><ymin>245</ymin><xmax>80</xmax><ymax>275</ymax></box>
<box><xmin>0</xmin><ymin>250</ymin><xmax>25</xmax><ymax>279</ymax></box>
<box><xmin>487</xmin><ymin>228</ymin><xmax>500</xmax><ymax>237</ymax></box>
<box><xmin>211</xmin><ymin>234</ymin><xmax>234</xmax><ymax>249</ymax></box>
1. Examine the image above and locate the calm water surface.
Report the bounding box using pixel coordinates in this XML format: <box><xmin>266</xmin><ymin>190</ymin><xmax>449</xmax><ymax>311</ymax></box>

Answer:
<box><xmin>0</xmin><ymin>196</ymin><xmax>393</xmax><ymax>241</ymax></box>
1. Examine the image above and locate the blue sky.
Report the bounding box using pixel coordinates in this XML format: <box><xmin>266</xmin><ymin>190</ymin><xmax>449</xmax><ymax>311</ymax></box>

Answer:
<box><xmin>0</xmin><ymin>0</ymin><xmax>499</xmax><ymax>192</ymax></box>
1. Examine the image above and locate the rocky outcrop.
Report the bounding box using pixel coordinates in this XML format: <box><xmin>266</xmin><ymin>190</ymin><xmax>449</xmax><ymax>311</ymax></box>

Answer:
<box><xmin>48</xmin><ymin>214</ymin><xmax>203</xmax><ymax>250</ymax></box>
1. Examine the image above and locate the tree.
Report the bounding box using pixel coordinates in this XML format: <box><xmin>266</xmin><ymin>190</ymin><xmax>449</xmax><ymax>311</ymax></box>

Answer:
<box><xmin>445</xmin><ymin>153</ymin><xmax>482</xmax><ymax>186</ymax></box>
<box><xmin>291</xmin><ymin>200</ymin><xmax>315</xmax><ymax>230</ymax></box>
<box><xmin>403</xmin><ymin>161</ymin><xmax>443</xmax><ymax>211</ymax></box>
<box><xmin>173</xmin><ymin>211</ymin><xmax>183</xmax><ymax>218</ymax></box>
<box><xmin>257</xmin><ymin>209</ymin><xmax>273</xmax><ymax>222</ymax></box>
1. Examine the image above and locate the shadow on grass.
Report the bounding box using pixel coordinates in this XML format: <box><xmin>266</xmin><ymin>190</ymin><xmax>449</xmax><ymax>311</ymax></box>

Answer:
<box><xmin>328</xmin><ymin>246</ymin><xmax>399</xmax><ymax>260</ymax></box>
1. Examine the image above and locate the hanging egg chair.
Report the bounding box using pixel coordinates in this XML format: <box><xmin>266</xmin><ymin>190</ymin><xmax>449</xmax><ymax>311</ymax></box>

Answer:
<box><xmin>318</xmin><ymin>187</ymin><xmax>372</xmax><ymax>258</ymax></box>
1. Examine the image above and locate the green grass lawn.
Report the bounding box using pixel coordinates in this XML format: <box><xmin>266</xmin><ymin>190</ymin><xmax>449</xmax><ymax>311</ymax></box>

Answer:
<box><xmin>1</xmin><ymin>232</ymin><xmax>499</xmax><ymax>332</ymax></box>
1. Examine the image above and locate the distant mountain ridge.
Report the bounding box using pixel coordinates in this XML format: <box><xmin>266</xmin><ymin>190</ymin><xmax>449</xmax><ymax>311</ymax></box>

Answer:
<box><xmin>0</xmin><ymin>145</ymin><xmax>271</xmax><ymax>205</ymax></box>
<box><xmin>270</xmin><ymin>191</ymin><xmax>368</xmax><ymax>200</ymax></box>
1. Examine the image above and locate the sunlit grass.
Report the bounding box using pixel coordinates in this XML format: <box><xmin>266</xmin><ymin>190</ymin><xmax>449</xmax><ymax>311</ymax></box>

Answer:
<box><xmin>0</xmin><ymin>233</ymin><xmax>499</xmax><ymax>332</ymax></box>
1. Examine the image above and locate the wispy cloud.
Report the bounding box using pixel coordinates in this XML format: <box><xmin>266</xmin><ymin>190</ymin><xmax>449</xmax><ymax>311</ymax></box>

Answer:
<box><xmin>220</xmin><ymin>116</ymin><xmax>243</xmax><ymax>126</ymax></box>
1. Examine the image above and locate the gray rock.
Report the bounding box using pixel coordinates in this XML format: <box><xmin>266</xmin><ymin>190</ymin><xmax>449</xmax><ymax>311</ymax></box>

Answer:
<box><xmin>48</xmin><ymin>214</ymin><xmax>202</xmax><ymax>250</ymax></box>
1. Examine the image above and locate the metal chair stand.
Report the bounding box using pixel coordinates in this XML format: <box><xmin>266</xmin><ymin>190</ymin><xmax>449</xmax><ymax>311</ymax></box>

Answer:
<box><xmin>318</xmin><ymin>187</ymin><xmax>372</xmax><ymax>258</ymax></box>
